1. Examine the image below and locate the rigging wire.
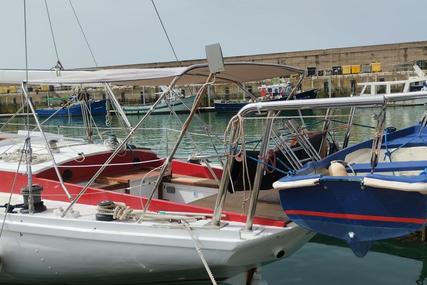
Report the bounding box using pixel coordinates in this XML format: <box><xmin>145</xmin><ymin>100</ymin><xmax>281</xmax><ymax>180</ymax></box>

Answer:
<box><xmin>67</xmin><ymin>0</ymin><xmax>98</xmax><ymax>67</ymax></box>
<box><xmin>23</xmin><ymin>0</ymin><xmax>29</xmax><ymax>84</ymax></box>
<box><xmin>23</xmin><ymin>0</ymin><xmax>30</xmax><ymax>132</ymax></box>
<box><xmin>0</xmin><ymin>142</ymin><xmax>25</xmax><ymax>239</ymax></box>
<box><xmin>150</xmin><ymin>0</ymin><xmax>180</xmax><ymax>64</ymax></box>
<box><xmin>43</xmin><ymin>0</ymin><xmax>63</xmax><ymax>69</ymax></box>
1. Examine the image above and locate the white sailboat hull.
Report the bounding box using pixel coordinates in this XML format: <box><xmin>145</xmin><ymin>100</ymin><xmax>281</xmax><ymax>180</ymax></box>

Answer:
<box><xmin>123</xmin><ymin>96</ymin><xmax>196</xmax><ymax>115</ymax></box>
<box><xmin>0</xmin><ymin>198</ymin><xmax>312</xmax><ymax>284</ymax></box>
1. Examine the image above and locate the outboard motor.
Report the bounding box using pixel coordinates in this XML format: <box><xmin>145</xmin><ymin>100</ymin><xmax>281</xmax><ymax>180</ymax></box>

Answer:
<box><xmin>20</xmin><ymin>184</ymin><xmax>47</xmax><ymax>214</ymax></box>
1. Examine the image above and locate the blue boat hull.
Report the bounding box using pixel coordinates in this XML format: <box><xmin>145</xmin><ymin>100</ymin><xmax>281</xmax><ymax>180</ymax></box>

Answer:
<box><xmin>275</xmin><ymin>124</ymin><xmax>427</xmax><ymax>256</ymax></box>
<box><xmin>36</xmin><ymin>100</ymin><xmax>107</xmax><ymax>117</ymax></box>
<box><xmin>279</xmin><ymin>178</ymin><xmax>427</xmax><ymax>256</ymax></box>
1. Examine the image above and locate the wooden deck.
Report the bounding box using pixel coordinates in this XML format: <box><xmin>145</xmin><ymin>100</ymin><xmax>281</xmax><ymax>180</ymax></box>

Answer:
<box><xmin>190</xmin><ymin>189</ymin><xmax>287</xmax><ymax>221</ymax></box>
<box><xmin>165</xmin><ymin>174</ymin><xmax>219</xmax><ymax>188</ymax></box>
<box><xmin>94</xmin><ymin>170</ymin><xmax>287</xmax><ymax>222</ymax></box>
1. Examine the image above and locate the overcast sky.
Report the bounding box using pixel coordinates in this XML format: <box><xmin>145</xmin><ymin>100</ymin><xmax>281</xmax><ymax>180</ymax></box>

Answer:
<box><xmin>0</xmin><ymin>0</ymin><xmax>426</xmax><ymax>69</ymax></box>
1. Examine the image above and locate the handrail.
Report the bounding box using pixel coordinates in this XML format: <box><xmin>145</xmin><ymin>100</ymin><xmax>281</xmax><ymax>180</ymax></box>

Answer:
<box><xmin>237</xmin><ymin>91</ymin><xmax>427</xmax><ymax>116</ymax></box>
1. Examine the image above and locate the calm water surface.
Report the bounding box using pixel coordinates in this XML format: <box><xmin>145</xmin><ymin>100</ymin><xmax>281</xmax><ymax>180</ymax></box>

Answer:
<box><xmin>2</xmin><ymin>105</ymin><xmax>426</xmax><ymax>284</ymax></box>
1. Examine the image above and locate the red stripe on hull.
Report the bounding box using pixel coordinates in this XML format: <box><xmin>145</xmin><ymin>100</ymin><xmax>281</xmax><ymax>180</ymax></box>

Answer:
<box><xmin>0</xmin><ymin>171</ymin><xmax>283</xmax><ymax>227</ymax></box>
<box><xmin>285</xmin><ymin>210</ymin><xmax>426</xmax><ymax>225</ymax></box>
<box><xmin>171</xmin><ymin>160</ymin><xmax>223</xmax><ymax>179</ymax></box>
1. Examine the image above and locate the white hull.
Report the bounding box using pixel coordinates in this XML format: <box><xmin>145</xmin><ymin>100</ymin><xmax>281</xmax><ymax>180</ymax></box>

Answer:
<box><xmin>0</xmin><ymin>196</ymin><xmax>313</xmax><ymax>284</ymax></box>
<box><xmin>123</xmin><ymin>96</ymin><xmax>196</xmax><ymax>115</ymax></box>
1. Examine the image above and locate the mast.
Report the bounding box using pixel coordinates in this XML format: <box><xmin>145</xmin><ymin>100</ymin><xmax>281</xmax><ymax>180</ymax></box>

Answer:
<box><xmin>23</xmin><ymin>0</ymin><xmax>34</xmax><ymax>214</ymax></box>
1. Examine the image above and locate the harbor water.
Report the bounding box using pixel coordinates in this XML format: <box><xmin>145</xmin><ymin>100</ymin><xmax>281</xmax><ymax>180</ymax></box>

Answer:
<box><xmin>2</xmin><ymin>105</ymin><xmax>426</xmax><ymax>284</ymax></box>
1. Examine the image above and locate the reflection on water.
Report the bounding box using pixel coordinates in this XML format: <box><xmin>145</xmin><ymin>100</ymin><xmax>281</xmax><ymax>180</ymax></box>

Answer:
<box><xmin>3</xmin><ymin>105</ymin><xmax>424</xmax><ymax>161</ymax></box>
<box><xmin>0</xmin><ymin>105</ymin><xmax>426</xmax><ymax>284</ymax></box>
<box><xmin>261</xmin><ymin>235</ymin><xmax>427</xmax><ymax>285</ymax></box>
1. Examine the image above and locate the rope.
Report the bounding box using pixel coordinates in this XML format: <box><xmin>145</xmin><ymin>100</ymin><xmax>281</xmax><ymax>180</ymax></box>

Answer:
<box><xmin>96</xmin><ymin>201</ymin><xmax>206</xmax><ymax>222</ymax></box>
<box><xmin>383</xmin><ymin>128</ymin><xmax>393</xmax><ymax>162</ymax></box>
<box><xmin>150</xmin><ymin>0</ymin><xmax>180</xmax><ymax>64</ymax></box>
<box><xmin>105</xmin><ymin>98</ymin><xmax>112</xmax><ymax>127</ymax></box>
<box><xmin>80</xmin><ymin>99</ymin><xmax>92</xmax><ymax>142</ymax></box>
<box><xmin>67</xmin><ymin>0</ymin><xmax>98</xmax><ymax>67</ymax></box>
<box><xmin>57</xmin><ymin>158</ymin><xmax>163</xmax><ymax>168</ymax></box>
<box><xmin>23</xmin><ymin>0</ymin><xmax>30</xmax><ymax>135</ymax></box>
<box><xmin>43</xmin><ymin>0</ymin><xmax>62</xmax><ymax>68</ymax></box>
<box><xmin>23</xmin><ymin>0</ymin><xmax>28</xmax><ymax>83</ymax></box>
<box><xmin>330</xmin><ymin>119</ymin><xmax>376</xmax><ymax>129</ymax></box>
<box><xmin>370</xmin><ymin>108</ymin><xmax>386</xmax><ymax>173</ymax></box>
<box><xmin>182</xmin><ymin>221</ymin><xmax>218</xmax><ymax>285</ymax></box>
<box><xmin>246</xmin><ymin>154</ymin><xmax>289</xmax><ymax>176</ymax></box>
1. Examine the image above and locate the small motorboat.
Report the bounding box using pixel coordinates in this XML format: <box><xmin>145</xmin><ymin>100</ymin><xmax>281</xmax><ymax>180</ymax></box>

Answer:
<box><xmin>214</xmin><ymin>81</ymin><xmax>318</xmax><ymax>112</ymax></box>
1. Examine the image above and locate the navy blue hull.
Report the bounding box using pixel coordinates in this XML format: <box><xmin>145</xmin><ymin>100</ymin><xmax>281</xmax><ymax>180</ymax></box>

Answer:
<box><xmin>36</xmin><ymin>100</ymin><xmax>107</xmax><ymax>117</ymax></box>
<box><xmin>214</xmin><ymin>89</ymin><xmax>318</xmax><ymax>112</ymax></box>
<box><xmin>279</xmin><ymin>178</ymin><xmax>427</xmax><ymax>256</ymax></box>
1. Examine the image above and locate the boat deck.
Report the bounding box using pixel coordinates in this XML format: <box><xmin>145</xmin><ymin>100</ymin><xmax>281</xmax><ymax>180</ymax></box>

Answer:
<box><xmin>190</xmin><ymin>189</ymin><xmax>288</xmax><ymax>222</ymax></box>
<box><xmin>91</xmin><ymin>170</ymin><xmax>287</xmax><ymax>222</ymax></box>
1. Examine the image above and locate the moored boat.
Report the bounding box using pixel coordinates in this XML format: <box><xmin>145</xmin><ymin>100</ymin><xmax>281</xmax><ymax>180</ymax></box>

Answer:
<box><xmin>214</xmin><ymin>89</ymin><xmax>318</xmax><ymax>112</ymax></box>
<box><xmin>0</xmin><ymin>59</ymin><xmax>314</xmax><ymax>284</ymax></box>
<box><xmin>36</xmin><ymin>98</ymin><xmax>107</xmax><ymax>117</ymax></box>
<box><xmin>122</xmin><ymin>94</ymin><xmax>196</xmax><ymax>115</ymax></box>
<box><xmin>266</xmin><ymin>94</ymin><xmax>427</xmax><ymax>257</ymax></box>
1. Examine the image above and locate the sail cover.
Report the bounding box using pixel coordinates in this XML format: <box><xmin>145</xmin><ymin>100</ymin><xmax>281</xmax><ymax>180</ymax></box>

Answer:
<box><xmin>0</xmin><ymin>62</ymin><xmax>303</xmax><ymax>86</ymax></box>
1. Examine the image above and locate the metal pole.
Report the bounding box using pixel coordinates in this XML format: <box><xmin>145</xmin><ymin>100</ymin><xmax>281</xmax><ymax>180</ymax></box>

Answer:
<box><xmin>211</xmin><ymin>126</ymin><xmax>238</xmax><ymax>226</ymax></box>
<box><xmin>61</xmin><ymin>76</ymin><xmax>181</xmax><ymax>217</ymax></box>
<box><xmin>244</xmin><ymin>110</ymin><xmax>275</xmax><ymax>231</ymax></box>
<box><xmin>342</xmin><ymin>88</ymin><xmax>364</xmax><ymax>149</ymax></box>
<box><xmin>138</xmin><ymin>73</ymin><xmax>215</xmax><ymax>219</ymax></box>
<box><xmin>287</xmin><ymin>74</ymin><xmax>304</xmax><ymax>100</ymax></box>
<box><xmin>318</xmin><ymin>108</ymin><xmax>331</xmax><ymax>157</ymax></box>
<box><xmin>25</xmin><ymin>136</ymin><xmax>34</xmax><ymax>214</ymax></box>
<box><xmin>343</xmin><ymin>105</ymin><xmax>357</xmax><ymax>149</ymax></box>
<box><xmin>21</xmin><ymin>82</ymin><xmax>73</xmax><ymax>200</ymax></box>
<box><xmin>104</xmin><ymin>83</ymin><xmax>132</xmax><ymax>130</ymax></box>
<box><xmin>207</xmin><ymin>85</ymin><xmax>211</xmax><ymax>107</ymax></box>
<box><xmin>165</xmin><ymin>127</ymin><xmax>168</xmax><ymax>156</ymax></box>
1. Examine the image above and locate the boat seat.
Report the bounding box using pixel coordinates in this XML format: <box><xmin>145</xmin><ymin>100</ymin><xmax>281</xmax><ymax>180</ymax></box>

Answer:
<box><xmin>166</xmin><ymin>174</ymin><xmax>219</xmax><ymax>189</ymax></box>
<box><xmin>348</xmin><ymin>160</ymin><xmax>427</xmax><ymax>173</ymax></box>
<box><xmin>95</xmin><ymin>168</ymin><xmax>165</xmax><ymax>185</ymax></box>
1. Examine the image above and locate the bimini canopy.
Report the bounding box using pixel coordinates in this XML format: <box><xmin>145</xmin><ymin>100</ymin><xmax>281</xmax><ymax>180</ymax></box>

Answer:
<box><xmin>0</xmin><ymin>62</ymin><xmax>303</xmax><ymax>86</ymax></box>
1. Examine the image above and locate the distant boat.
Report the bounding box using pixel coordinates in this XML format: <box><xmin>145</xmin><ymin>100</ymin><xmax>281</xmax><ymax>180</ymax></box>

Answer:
<box><xmin>214</xmin><ymin>87</ymin><xmax>318</xmax><ymax>112</ymax></box>
<box><xmin>358</xmin><ymin>64</ymin><xmax>427</xmax><ymax>106</ymax></box>
<box><xmin>122</xmin><ymin>95</ymin><xmax>196</xmax><ymax>115</ymax></box>
<box><xmin>36</xmin><ymin>99</ymin><xmax>107</xmax><ymax>117</ymax></box>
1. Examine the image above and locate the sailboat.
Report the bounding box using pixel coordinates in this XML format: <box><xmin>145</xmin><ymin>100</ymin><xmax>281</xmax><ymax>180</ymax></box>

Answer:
<box><xmin>0</xmin><ymin>61</ymin><xmax>314</xmax><ymax>284</ymax></box>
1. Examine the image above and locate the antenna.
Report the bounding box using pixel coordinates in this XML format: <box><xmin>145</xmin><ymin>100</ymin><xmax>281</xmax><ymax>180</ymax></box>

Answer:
<box><xmin>205</xmin><ymin>43</ymin><xmax>224</xmax><ymax>74</ymax></box>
